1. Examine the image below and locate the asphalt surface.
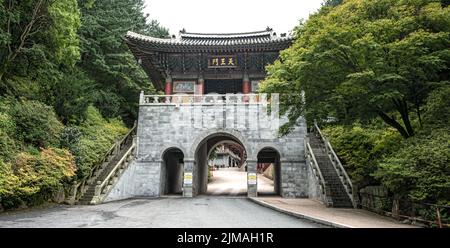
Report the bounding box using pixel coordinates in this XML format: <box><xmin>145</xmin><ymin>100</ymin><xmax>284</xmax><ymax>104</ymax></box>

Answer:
<box><xmin>207</xmin><ymin>167</ymin><xmax>274</xmax><ymax>195</ymax></box>
<box><xmin>0</xmin><ymin>197</ymin><xmax>327</xmax><ymax>228</ymax></box>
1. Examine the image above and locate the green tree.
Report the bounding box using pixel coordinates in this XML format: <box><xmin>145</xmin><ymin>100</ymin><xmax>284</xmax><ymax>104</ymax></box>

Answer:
<box><xmin>322</xmin><ymin>0</ymin><xmax>343</xmax><ymax>7</ymax></box>
<box><xmin>77</xmin><ymin>0</ymin><xmax>168</xmax><ymax>123</ymax></box>
<box><xmin>262</xmin><ymin>0</ymin><xmax>450</xmax><ymax>138</ymax></box>
<box><xmin>374</xmin><ymin>129</ymin><xmax>450</xmax><ymax>203</ymax></box>
<box><xmin>7</xmin><ymin>99</ymin><xmax>64</xmax><ymax>148</ymax></box>
<box><xmin>0</xmin><ymin>0</ymin><xmax>80</xmax><ymax>86</ymax></box>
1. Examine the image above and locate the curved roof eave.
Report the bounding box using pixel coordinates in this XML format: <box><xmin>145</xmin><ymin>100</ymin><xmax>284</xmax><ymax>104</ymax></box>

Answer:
<box><xmin>125</xmin><ymin>31</ymin><xmax>294</xmax><ymax>53</ymax></box>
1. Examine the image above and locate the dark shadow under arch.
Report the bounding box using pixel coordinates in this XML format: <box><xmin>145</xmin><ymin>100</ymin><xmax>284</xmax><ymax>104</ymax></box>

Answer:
<box><xmin>161</xmin><ymin>147</ymin><xmax>184</xmax><ymax>195</ymax></box>
<box><xmin>257</xmin><ymin>147</ymin><xmax>281</xmax><ymax>196</ymax></box>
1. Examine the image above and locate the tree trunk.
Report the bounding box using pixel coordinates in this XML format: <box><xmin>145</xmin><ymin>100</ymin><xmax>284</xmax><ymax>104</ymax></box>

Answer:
<box><xmin>377</xmin><ymin>110</ymin><xmax>411</xmax><ymax>139</ymax></box>
<box><xmin>393</xmin><ymin>98</ymin><xmax>414</xmax><ymax>137</ymax></box>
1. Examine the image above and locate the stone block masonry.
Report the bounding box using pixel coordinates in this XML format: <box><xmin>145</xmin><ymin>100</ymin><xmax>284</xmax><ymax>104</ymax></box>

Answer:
<box><xmin>106</xmin><ymin>94</ymin><xmax>317</xmax><ymax>201</ymax></box>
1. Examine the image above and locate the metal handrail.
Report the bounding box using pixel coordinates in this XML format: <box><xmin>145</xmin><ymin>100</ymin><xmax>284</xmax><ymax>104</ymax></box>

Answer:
<box><xmin>72</xmin><ymin>122</ymin><xmax>137</xmax><ymax>202</ymax></box>
<box><xmin>99</xmin><ymin>143</ymin><xmax>136</xmax><ymax>190</ymax></box>
<box><xmin>313</xmin><ymin>121</ymin><xmax>354</xmax><ymax>205</ymax></box>
<box><xmin>305</xmin><ymin>139</ymin><xmax>329</xmax><ymax>204</ymax></box>
<box><xmin>326</xmin><ymin>140</ymin><xmax>353</xmax><ymax>192</ymax></box>
<box><xmin>90</xmin><ymin>143</ymin><xmax>136</xmax><ymax>204</ymax></box>
<box><xmin>306</xmin><ymin>142</ymin><xmax>327</xmax><ymax>190</ymax></box>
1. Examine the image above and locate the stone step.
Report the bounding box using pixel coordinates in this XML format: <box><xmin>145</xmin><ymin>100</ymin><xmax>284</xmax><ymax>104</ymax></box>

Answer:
<box><xmin>76</xmin><ymin>141</ymin><xmax>133</xmax><ymax>205</ymax></box>
<box><xmin>307</xmin><ymin>136</ymin><xmax>354</xmax><ymax>208</ymax></box>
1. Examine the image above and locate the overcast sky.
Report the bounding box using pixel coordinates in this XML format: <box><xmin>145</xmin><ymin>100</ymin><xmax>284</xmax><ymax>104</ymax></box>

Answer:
<box><xmin>144</xmin><ymin>0</ymin><xmax>324</xmax><ymax>35</ymax></box>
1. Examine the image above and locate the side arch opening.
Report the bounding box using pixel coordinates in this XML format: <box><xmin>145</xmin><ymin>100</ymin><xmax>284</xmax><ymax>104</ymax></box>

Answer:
<box><xmin>257</xmin><ymin>147</ymin><xmax>281</xmax><ymax>196</ymax></box>
<box><xmin>161</xmin><ymin>148</ymin><xmax>184</xmax><ymax>195</ymax></box>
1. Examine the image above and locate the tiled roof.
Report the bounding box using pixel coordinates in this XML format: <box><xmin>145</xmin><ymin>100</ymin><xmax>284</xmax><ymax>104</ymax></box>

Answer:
<box><xmin>125</xmin><ymin>28</ymin><xmax>294</xmax><ymax>53</ymax></box>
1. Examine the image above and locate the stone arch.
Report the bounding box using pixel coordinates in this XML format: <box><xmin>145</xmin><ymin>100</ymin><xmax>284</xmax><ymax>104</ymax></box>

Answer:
<box><xmin>160</xmin><ymin>147</ymin><xmax>185</xmax><ymax>195</ymax></box>
<box><xmin>189</xmin><ymin>129</ymin><xmax>251</xmax><ymax>196</ymax></box>
<box><xmin>188</xmin><ymin>128</ymin><xmax>252</xmax><ymax>160</ymax></box>
<box><xmin>159</xmin><ymin>144</ymin><xmax>188</xmax><ymax>161</ymax></box>
<box><xmin>256</xmin><ymin>146</ymin><xmax>282</xmax><ymax>196</ymax></box>
<box><xmin>252</xmin><ymin>143</ymin><xmax>283</xmax><ymax>161</ymax></box>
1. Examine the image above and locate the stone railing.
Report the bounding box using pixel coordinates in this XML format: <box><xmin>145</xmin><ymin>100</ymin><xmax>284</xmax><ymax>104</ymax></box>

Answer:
<box><xmin>66</xmin><ymin>122</ymin><xmax>137</xmax><ymax>204</ymax></box>
<box><xmin>90</xmin><ymin>142</ymin><xmax>136</xmax><ymax>204</ymax></box>
<box><xmin>305</xmin><ymin>139</ymin><xmax>332</xmax><ymax>207</ymax></box>
<box><xmin>140</xmin><ymin>92</ymin><xmax>276</xmax><ymax>105</ymax></box>
<box><xmin>312</xmin><ymin>121</ymin><xmax>355</xmax><ymax>207</ymax></box>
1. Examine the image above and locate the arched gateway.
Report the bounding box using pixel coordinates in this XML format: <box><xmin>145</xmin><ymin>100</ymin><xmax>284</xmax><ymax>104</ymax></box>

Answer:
<box><xmin>105</xmin><ymin>28</ymin><xmax>316</xmax><ymax>201</ymax></box>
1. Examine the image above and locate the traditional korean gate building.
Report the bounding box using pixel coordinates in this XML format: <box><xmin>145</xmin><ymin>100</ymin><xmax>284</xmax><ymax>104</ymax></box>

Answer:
<box><xmin>80</xmin><ymin>27</ymin><xmax>353</xmax><ymax>208</ymax></box>
<box><xmin>124</xmin><ymin>27</ymin><xmax>292</xmax><ymax>95</ymax></box>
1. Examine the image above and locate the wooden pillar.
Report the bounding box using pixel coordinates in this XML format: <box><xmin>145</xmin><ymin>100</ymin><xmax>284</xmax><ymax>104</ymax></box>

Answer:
<box><xmin>242</xmin><ymin>74</ymin><xmax>251</xmax><ymax>94</ymax></box>
<box><xmin>197</xmin><ymin>76</ymin><xmax>204</xmax><ymax>95</ymax></box>
<box><xmin>243</xmin><ymin>74</ymin><xmax>250</xmax><ymax>102</ymax></box>
<box><xmin>165</xmin><ymin>76</ymin><xmax>173</xmax><ymax>95</ymax></box>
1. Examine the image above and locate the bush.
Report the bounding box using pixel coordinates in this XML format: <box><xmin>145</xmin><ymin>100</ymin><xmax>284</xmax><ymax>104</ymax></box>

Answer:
<box><xmin>374</xmin><ymin>129</ymin><xmax>450</xmax><ymax>204</ymax></box>
<box><xmin>8</xmin><ymin>99</ymin><xmax>64</xmax><ymax>148</ymax></box>
<box><xmin>0</xmin><ymin>159</ymin><xmax>21</xmax><ymax>208</ymax></box>
<box><xmin>75</xmin><ymin>106</ymin><xmax>128</xmax><ymax>178</ymax></box>
<box><xmin>51</xmin><ymin>71</ymin><xmax>92</xmax><ymax>125</ymax></box>
<box><xmin>92</xmin><ymin>90</ymin><xmax>123</xmax><ymax>119</ymax></box>
<box><xmin>322</xmin><ymin>122</ymin><xmax>402</xmax><ymax>188</ymax></box>
<box><xmin>423</xmin><ymin>84</ymin><xmax>450</xmax><ymax>127</ymax></box>
<box><xmin>0</xmin><ymin>148</ymin><xmax>76</xmax><ymax>209</ymax></box>
<box><xmin>0</xmin><ymin>112</ymin><xmax>18</xmax><ymax>161</ymax></box>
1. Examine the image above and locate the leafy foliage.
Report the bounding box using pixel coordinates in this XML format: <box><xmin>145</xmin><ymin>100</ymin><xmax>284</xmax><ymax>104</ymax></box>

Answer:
<box><xmin>0</xmin><ymin>0</ymin><xmax>81</xmax><ymax>89</ymax></box>
<box><xmin>0</xmin><ymin>148</ymin><xmax>76</xmax><ymax>209</ymax></box>
<box><xmin>323</xmin><ymin>122</ymin><xmax>402</xmax><ymax>188</ymax></box>
<box><xmin>49</xmin><ymin>70</ymin><xmax>93</xmax><ymax>124</ymax></box>
<box><xmin>0</xmin><ymin>0</ymin><xmax>165</xmax><ymax>209</ymax></box>
<box><xmin>264</xmin><ymin>0</ymin><xmax>450</xmax><ymax>213</ymax></box>
<box><xmin>262</xmin><ymin>0</ymin><xmax>450</xmax><ymax>138</ymax></box>
<box><xmin>423</xmin><ymin>85</ymin><xmax>450</xmax><ymax>127</ymax></box>
<box><xmin>5</xmin><ymin>98</ymin><xmax>64</xmax><ymax>148</ymax></box>
<box><xmin>0</xmin><ymin>99</ymin><xmax>127</xmax><ymax>209</ymax></box>
<box><xmin>76</xmin><ymin>106</ymin><xmax>128</xmax><ymax>178</ymax></box>
<box><xmin>0</xmin><ymin>112</ymin><xmax>17</xmax><ymax>161</ymax></box>
<box><xmin>374</xmin><ymin>129</ymin><xmax>450</xmax><ymax>204</ymax></box>
<box><xmin>77</xmin><ymin>0</ymin><xmax>168</xmax><ymax>123</ymax></box>
<box><xmin>322</xmin><ymin>0</ymin><xmax>343</xmax><ymax>7</ymax></box>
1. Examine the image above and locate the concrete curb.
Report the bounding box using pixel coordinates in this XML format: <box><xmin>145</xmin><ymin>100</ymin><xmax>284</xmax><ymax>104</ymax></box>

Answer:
<box><xmin>248</xmin><ymin>198</ymin><xmax>352</xmax><ymax>228</ymax></box>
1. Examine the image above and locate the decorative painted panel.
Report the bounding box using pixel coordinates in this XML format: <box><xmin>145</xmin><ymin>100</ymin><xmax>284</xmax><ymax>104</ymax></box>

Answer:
<box><xmin>173</xmin><ymin>81</ymin><xmax>195</xmax><ymax>93</ymax></box>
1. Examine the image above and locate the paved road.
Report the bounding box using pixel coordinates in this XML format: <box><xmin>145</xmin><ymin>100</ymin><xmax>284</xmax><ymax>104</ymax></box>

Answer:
<box><xmin>0</xmin><ymin>197</ymin><xmax>326</xmax><ymax>228</ymax></box>
<box><xmin>207</xmin><ymin>167</ymin><xmax>274</xmax><ymax>196</ymax></box>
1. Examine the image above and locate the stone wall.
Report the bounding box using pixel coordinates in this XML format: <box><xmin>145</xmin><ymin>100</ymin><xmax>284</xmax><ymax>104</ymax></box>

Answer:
<box><xmin>106</xmin><ymin>97</ymin><xmax>313</xmax><ymax>201</ymax></box>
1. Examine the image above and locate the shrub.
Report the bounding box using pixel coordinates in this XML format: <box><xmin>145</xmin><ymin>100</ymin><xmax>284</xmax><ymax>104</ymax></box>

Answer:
<box><xmin>8</xmin><ymin>99</ymin><xmax>64</xmax><ymax>148</ymax></box>
<box><xmin>423</xmin><ymin>85</ymin><xmax>450</xmax><ymax>127</ymax></box>
<box><xmin>0</xmin><ymin>148</ymin><xmax>76</xmax><ymax>209</ymax></box>
<box><xmin>51</xmin><ymin>71</ymin><xmax>92</xmax><ymax>125</ymax></box>
<box><xmin>0</xmin><ymin>112</ymin><xmax>18</xmax><ymax>161</ymax></box>
<box><xmin>0</xmin><ymin>159</ymin><xmax>21</xmax><ymax>208</ymax></box>
<box><xmin>92</xmin><ymin>90</ymin><xmax>123</xmax><ymax>118</ymax></box>
<box><xmin>374</xmin><ymin>129</ymin><xmax>450</xmax><ymax>204</ymax></box>
<box><xmin>322</xmin><ymin>122</ymin><xmax>402</xmax><ymax>188</ymax></box>
<box><xmin>76</xmin><ymin>106</ymin><xmax>128</xmax><ymax>178</ymax></box>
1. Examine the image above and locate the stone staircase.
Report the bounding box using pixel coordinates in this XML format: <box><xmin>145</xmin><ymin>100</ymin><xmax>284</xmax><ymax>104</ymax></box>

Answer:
<box><xmin>306</xmin><ymin>122</ymin><xmax>355</xmax><ymax>208</ymax></box>
<box><xmin>67</xmin><ymin>123</ymin><xmax>137</xmax><ymax>205</ymax></box>
<box><xmin>77</xmin><ymin>140</ymin><xmax>134</xmax><ymax>204</ymax></box>
<box><xmin>308</xmin><ymin>134</ymin><xmax>353</xmax><ymax>208</ymax></box>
